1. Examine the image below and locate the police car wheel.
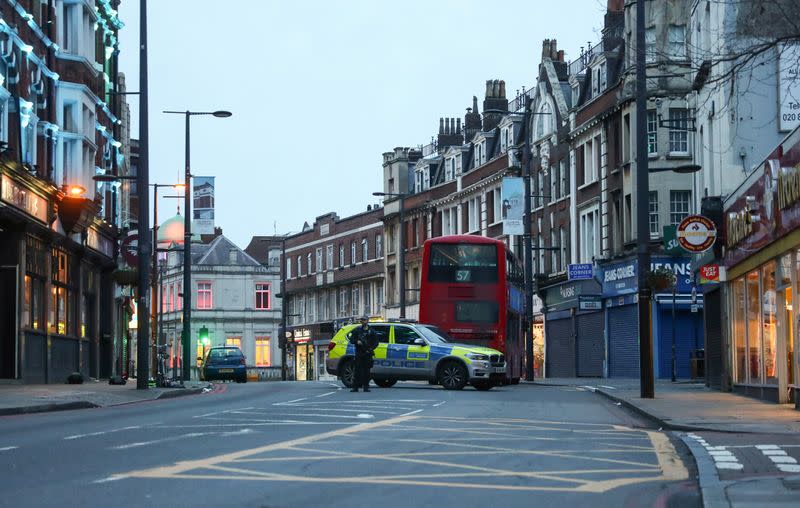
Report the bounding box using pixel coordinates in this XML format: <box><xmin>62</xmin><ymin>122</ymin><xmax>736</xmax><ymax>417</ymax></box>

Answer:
<box><xmin>439</xmin><ymin>361</ymin><xmax>468</xmax><ymax>390</ymax></box>
<box><xmin>373</xmin><ymin>377</ymin><xmax>397</xmax><ymax>388</ymax></box>
<box><xmin>340</xmin><ymin>360</ymin><xmax>356</xmax><ymax>388</ymax></box>
<box><xmin>471</xmin><ymin>382</ymin><xmax>493</xmax><ymax>391</ymax></box>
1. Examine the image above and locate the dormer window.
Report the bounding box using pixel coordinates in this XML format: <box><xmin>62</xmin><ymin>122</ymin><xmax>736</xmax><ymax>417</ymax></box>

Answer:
<box><xmin>445</xmin><ymin>157</ymin><xmax>454</xmax><ymax>181</ymax></box>
<box><xmin>535</xmin><ymin>102</ymin><xmax>553</xmax><ymax>140</ymax></box>
<box><xmin>474</xmin><ymin>141</ymin><xmax>485</xmax><ymax>167</ymax></box>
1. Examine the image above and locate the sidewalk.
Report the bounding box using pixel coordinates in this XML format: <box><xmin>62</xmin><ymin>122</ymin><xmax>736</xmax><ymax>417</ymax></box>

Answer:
<box><xmin>0</xmin><ymin>379</ymin><xmax>212</xmax><ymax>416</ymax></box>
<box><xmin>530</xmin><ymin>378</ymin><xmax>800</xmax><ymax>434</ymax></box>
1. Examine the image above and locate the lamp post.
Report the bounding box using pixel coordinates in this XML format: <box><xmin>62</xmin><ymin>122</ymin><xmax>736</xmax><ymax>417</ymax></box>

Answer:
<box><xmin>635</xmin><ymin>0</ymin><xmax>654</xmax><ymax>398</ymax></box>
<box><xmin>373</xmin><ymin>191</ymin><xmax>408</xmax><ymax>318</ymax></box>
<box><xmin>163</xmin><ymin>110</ymin><xmax>231</xmax><ymax>381</ymax></box>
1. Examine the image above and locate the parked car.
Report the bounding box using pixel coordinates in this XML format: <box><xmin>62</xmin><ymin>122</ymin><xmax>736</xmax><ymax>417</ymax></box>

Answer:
<box><xmin>326</xmin><ymin>320</ymin><xmax>506</xmax><ymax>390</ymax></box>
<box><xmin>201</xmin><ymin>346</ymin><xmax>247</xmax><ymax>383</ymax></box>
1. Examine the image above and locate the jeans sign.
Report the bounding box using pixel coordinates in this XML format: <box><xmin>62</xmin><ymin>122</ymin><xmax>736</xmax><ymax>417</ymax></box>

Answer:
<box><xmin>567</xmin><ymin>263</ymin><xmax>594</xmax><ymax>280</ymax></box>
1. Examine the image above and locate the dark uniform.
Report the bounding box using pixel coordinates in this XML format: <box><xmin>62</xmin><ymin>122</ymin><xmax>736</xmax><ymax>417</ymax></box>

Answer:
<box><xmin>348</xmin><ymin>320</ymin><xmax>378</xmax><ymax>392</ymax></box>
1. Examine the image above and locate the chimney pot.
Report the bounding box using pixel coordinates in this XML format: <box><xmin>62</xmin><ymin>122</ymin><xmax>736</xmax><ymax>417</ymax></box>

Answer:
<box><xmin>439</xmin><ymin>117</ymin><xmax>444</xmax><ymax>134</ymax></box>
<box><xmin>557</xmin><ymin>50</ymin><xmax>565</xmax><ymax>62</ymax></box>
<box><xmin>499</xmin><ymin>80</ymin><xmax>506</xmax><ymax>98</ymax></box>
<box><xmin>485</xmin><ymin>80</ymin><xmax>493</xmax><ymax>98</ymax></box>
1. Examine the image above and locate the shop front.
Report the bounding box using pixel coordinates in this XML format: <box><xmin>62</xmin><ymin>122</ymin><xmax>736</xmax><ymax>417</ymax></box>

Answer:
<box><xmin>723</xmin><ymin>127</ymin><xmax>800</xmax><ymax>405</ymax></box>
<box><xmin>288</xmin><ymin>323</ymin><xmax>335</xmax><ymax>381</ymax></box>
<box><xmin>541</xmin><ymin>279</ymin><xmax>603</xmax><ymax>378</ymax></box>
<box><xmin>600</xmin><ymin>256</ymin><xmax>703</xmax><ymax>379</ymax></box>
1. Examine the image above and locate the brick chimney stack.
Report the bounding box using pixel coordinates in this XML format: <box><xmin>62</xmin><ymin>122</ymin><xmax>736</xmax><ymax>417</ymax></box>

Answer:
<box><xmin>464</xmin><ymin>96</ymin><xmax>482</xmax><ymax>142</ymax></box>
<box><xmin>482</xmin><ymin>79</ymin><xmax>508</xmax><ymax>131</ymax></box>
<box><xmin>437</xmin><ymin>116</ymin><xmax>464</xmax><ymax>151</ymax></box>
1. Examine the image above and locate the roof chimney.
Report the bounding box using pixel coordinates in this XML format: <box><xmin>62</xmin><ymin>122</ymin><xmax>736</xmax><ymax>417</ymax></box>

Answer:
<box><xmin>482</xmin><ymin>79</ymin><xmax>508</xmax><ymax>131</ymax></box>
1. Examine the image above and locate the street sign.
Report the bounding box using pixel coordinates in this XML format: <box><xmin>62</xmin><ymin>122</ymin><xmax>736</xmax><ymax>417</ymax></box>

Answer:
<box><xmin>676</xmin><ymin>215</ymin><xmax>717</xmax><ymax>253</ymax></box>
<box><xmin>120</xmin><ymin>233</ymin><xmax>138</xmax><ymax>266</ymax></box>
<box><xmin>578</xmin><ymin>295</ymin><xmax>603</xmax><ymax>311</ymax></box>
<box><xmin>567</xmin><ymin>263</ymin><xmax>594</xmax><ymax>280</ymax></box>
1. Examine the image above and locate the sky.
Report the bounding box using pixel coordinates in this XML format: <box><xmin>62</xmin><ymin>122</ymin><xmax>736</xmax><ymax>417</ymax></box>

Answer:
<box><xmin>118</xmin><ymin>0</ymin><xmax>605</xmax><ymax>247</ymax></box>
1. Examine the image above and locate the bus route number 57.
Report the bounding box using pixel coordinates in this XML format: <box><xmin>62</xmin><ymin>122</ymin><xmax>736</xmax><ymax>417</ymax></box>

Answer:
<box><xmin>456</xmin><ymin>270</ymin><xmax>471</xmax><ymax>282</ymax></box>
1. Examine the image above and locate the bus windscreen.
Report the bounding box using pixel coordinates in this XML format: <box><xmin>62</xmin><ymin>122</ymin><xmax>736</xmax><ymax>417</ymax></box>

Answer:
<box><xmin>454</xmin><ymin>301</ymin><xmax>499</xmax><ymax>323</ymax></box>
<box><xmin>427</xmin><ymin>244</ymin><xmax>498</xmax><ymax>283</ymax></box>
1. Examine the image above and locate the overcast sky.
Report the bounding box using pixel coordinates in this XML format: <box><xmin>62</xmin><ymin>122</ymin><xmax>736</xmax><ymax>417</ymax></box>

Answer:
<box><xmin>118</xmin><ymin>0</ymin><xmax>605</xmax><ymax>247</ymax></box>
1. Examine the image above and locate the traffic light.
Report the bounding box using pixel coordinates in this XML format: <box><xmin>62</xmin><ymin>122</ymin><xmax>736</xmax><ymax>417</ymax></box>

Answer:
<box><xmin>198</xmin><ymin>326</ymin><xmax>210</xmax><ymax>346</ymax></box>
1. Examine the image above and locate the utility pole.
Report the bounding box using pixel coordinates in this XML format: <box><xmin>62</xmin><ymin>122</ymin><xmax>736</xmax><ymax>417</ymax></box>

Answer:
<box><xmin>635</xmin><ymin>0</ymin><xmax>654</xmax><ymax>398</ymax></box>
<box><xmin>280</xmin><ymin>238</ymin><xmax>288</xmax><ymax>381</ymax></box>
<box><xmin>522</xmin><ymin>96</ymin><xmax>535</xmax><ymax>381</ymax></box>
<box><xmin>135</xmin><ymin>0</ymin><xmax>150</xmax><ymax>389</ymax></box>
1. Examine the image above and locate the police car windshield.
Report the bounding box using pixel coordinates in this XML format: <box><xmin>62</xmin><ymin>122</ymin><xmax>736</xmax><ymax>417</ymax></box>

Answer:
<box><xmin>418</xmin><ymin>325</ymin><xmax>451</xmax><ymax>344</ymax></box>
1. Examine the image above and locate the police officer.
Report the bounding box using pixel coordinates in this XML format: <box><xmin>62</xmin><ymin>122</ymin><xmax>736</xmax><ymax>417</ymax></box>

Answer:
<box><xmin>348</xmin><ymin>315</ymin><xmax>378</xmax><ymax>392</ymax></box>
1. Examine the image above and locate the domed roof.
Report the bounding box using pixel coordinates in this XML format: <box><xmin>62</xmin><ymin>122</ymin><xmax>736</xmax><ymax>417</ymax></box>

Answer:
<box><xmin>157</xmin><ymin>208</ymin><xmax>201</xmax><ymax>244</ymax></box>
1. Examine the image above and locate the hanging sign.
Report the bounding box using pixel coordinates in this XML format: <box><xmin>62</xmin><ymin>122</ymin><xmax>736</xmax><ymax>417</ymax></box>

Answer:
<box><xmin>676</xmin><ymin>215</ymin><xmax>717</xmax><ymax>253</ymax></box>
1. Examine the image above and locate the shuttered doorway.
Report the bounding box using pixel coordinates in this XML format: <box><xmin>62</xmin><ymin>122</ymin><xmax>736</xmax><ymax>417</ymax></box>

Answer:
<box><xmin>576</xmin><ymin>312</ymin><xmax>604</xmax><ymax>377</ymax></box>
<box><xmin>545</xmin><ymin>317</ymin><xmax>575</xmax><ymax>378</ymax></box>
<box><xmin>607</xmin><ymin>305</ymin><xmax>639</xmax><ymax>378</ymax></box>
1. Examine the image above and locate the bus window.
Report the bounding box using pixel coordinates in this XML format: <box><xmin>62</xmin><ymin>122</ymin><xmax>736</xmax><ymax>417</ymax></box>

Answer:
<box><xmin>455</xmin><ymin>301</ymin><xmax>499</xmax><ymax>323</ymax></box>
<box><xmin>428</xmin><ymin>244</ymin><xmax>498</xmax><ymax>283</ymax></box>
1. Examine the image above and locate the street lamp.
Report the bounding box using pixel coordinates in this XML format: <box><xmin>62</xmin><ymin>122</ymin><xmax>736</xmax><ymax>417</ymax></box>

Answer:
<box><xmin>163</xmin><ymin>109</ymin><xmax>232</xmax><ymax>381</ymax></box>
<box><xmin>373</xmin><ymin>191</ymin><xmax>409</xmax><ymax>319</ymax></box>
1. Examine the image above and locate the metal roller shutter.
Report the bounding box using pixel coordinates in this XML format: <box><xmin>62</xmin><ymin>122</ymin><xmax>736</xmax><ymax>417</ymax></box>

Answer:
<box><xmin>607</xmin><ymin>305</ymin><xmax>639</xmax><ymax>378</ymax></box>
<box><xmin>576</xmin><ymin>312</ymin><xmax>604</xmax><ymax>377</ymax></box>
<box><xmin>545</xmin><ymin>318</ymin><xmax>575</xmax><ymax>378</ymax></box>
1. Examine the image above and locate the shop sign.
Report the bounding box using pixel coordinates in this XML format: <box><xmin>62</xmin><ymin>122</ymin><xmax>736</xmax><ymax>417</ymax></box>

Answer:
<box><xmin>567</xmin><ymin>263</ymin><xmax>594</xmax><ymax>280</ymax></box>
<box><xmin>86</xmin><ymin>228</ymin><xmax>114</xmax><ymax>258</ymax></box>
<box><xmin>578</xmin><ymin>295</ymin><xmax>603</xmax><ymax>311</ymax></box>
<box><xmin>662</xmin><ymin>225</ymin><xmax>684</xmax><ymax>255</ymax></box>
<box><xmin>723</xmin><ymin>130</ymin><xmax>800</xmax><ymax>268</ymax></box>
<box><xmin>676</xmin><ymin>215</ymin><xmax>717</xmax><ymax>253</ymax></box>
<box><xmin>292</xmin><ymin>328</ymin><xmax>312</xmax><ymax>344</ymax></box>
<box><xmin>1</xmin><ymin>174</ymin><xmax>48</xmax><ymax>223</ymax></box>
<box><xmin>542</xmin><ymin>279</ymin><xmax>601</xmax><ymax>313</ymax></box>
<box><xmin>699</xmin><ymin>264</ymin><xmax>720</xmax><ymax>284</ymax></box>
<box><xmin>120</xmin><ymin>233</ymin><xmax>138</xmax><ymax>266</ymax></box>
<box><xmin>601</xmin><ymin>256</ymin><xmax>694</xmax><ymax>296</ymax></box>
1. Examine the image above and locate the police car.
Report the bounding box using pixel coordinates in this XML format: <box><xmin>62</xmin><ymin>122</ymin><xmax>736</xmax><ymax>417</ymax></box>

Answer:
<box><xmin>326</xmin><ymin>320</ymin><xmax>506</xmax><ymax>391</ymax></box>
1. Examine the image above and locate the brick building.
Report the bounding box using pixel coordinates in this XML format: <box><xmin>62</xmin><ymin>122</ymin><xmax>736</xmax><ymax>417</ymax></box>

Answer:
<box><xmin>279</xmin><ymin>207</ymin><xmax>384</xmax><ymax>381</ymax></box>
<box><xmin>0</xmin><ymin>2</ymin><xmax>126</xmax><ymax>383</ymax></box>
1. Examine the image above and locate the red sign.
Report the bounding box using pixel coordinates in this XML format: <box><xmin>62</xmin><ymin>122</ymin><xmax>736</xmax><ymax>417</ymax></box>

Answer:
<box><xmin>700</xmin><ymin>264</ymin><xmax>720</xmax><ymax>284</ymax></box>
<box><xmin>677</xmin><ymin>215</ymin><xmax>717</xmax><ymax>253</ymax></box>
<box><xmin>120</xmin><ymin>233</ymin><xmax>138</xmax><ymax>266</ymax></box>
<box><xmin>724</xmin><ymin>128</ymin><xmax>800</xmax><ymax>268</ymax></box>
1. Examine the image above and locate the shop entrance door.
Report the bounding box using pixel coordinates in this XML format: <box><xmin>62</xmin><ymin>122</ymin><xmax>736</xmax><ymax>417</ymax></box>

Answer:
<box><xmin>778</xmin><ymin>286</ymin><xmax>793</xmax><ymax>403</ymax></box>
<box><xmin>0</xmin><ymin>266</ymin><xmax>18</xmax><ymax>379</ymax></box>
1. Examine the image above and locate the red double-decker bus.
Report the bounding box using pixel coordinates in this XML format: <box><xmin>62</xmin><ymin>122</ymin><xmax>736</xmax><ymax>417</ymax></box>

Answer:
<box><xmin>419</xmin><ymin>235</ymin><xmax>525</xmax><ymax>383</ymax></box>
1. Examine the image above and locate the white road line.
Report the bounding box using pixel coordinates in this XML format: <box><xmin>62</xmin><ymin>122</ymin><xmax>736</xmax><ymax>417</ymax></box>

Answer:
<box><xmin>598</xmin><ymin>385</ymin><xmax>616</xmax><ymax>390</ymax></box>
<box><xmin>0</xmin><ymin>446</ymin><xmax>18</xmax><ymax>451</ymax></box>
<box><xmin>112</xmin><ymin>432</ymin><xmax>208</xmax><ymax>450</ymax></box>
<box><xmin>64</xmin><ymin>425</ymin><xmax>143</xmax><ymax>440</ymax></box>
<box><xmin>433</xmin><ymin>401</ymin><xmax>446</xmax><ymax>407</ymax></box>
<box><xmin>285</xmin><ymin>398</ymin><xmax>308</xmax><ymax>404</ymax></box>
<box><xmin>194</xmin><ymin>410</ymin><xmax>231</xmax><ymax>418</ymax></box>
<box><xmin>316</xmin><ymin>391</ymin><xmax>336</xmax><ymax>398</ymax></box>
<box><xmin>92</xmin><ymin>476</ymin><xmax>124</xmax><ymax>484</ymax></box>
<box><xmin>581</xmin><ymin>385</ymin><xmax>597</xmax><ymax>392</ymax></box>
<box><xmin>356</xmin><ymin>414</ymin><xmax>374</xmax><ymax>419</ymax></box>
<box><xmin>400</xmin><ymin>409</ymin><xmax>424</xmax><ymax>417</ymax></box>
<box><xmin>758</xmin><ymin>445</ymin><xmax>800</xmax><ymax>472</ymax></box>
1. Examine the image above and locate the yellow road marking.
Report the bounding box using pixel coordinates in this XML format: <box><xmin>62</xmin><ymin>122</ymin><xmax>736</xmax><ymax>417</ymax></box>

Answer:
<box><xmin>111</xmin><ymin>413</ymin><xmax>687</xmax><ymax>495</ymax></box>
<box><xmin>646</xmin><ymin>431</ymin><xmax>689</xmax><ymax>481</ymax></box>
<box><xmin>117</xmin><ymin>414</ymin><xmax>417</xmax><ymax>480</ymax></box>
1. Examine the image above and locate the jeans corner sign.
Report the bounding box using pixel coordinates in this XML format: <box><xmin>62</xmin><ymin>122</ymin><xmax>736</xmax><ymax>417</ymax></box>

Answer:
<box><xmin>567</xmin><ymin>263</ymin><xmax>594</xmax><ymax>280</ymax></box>
<box><xmin>676</xmin><ymin>214</ymin><xmax>717</xmax><ymax>253</ymax></box>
